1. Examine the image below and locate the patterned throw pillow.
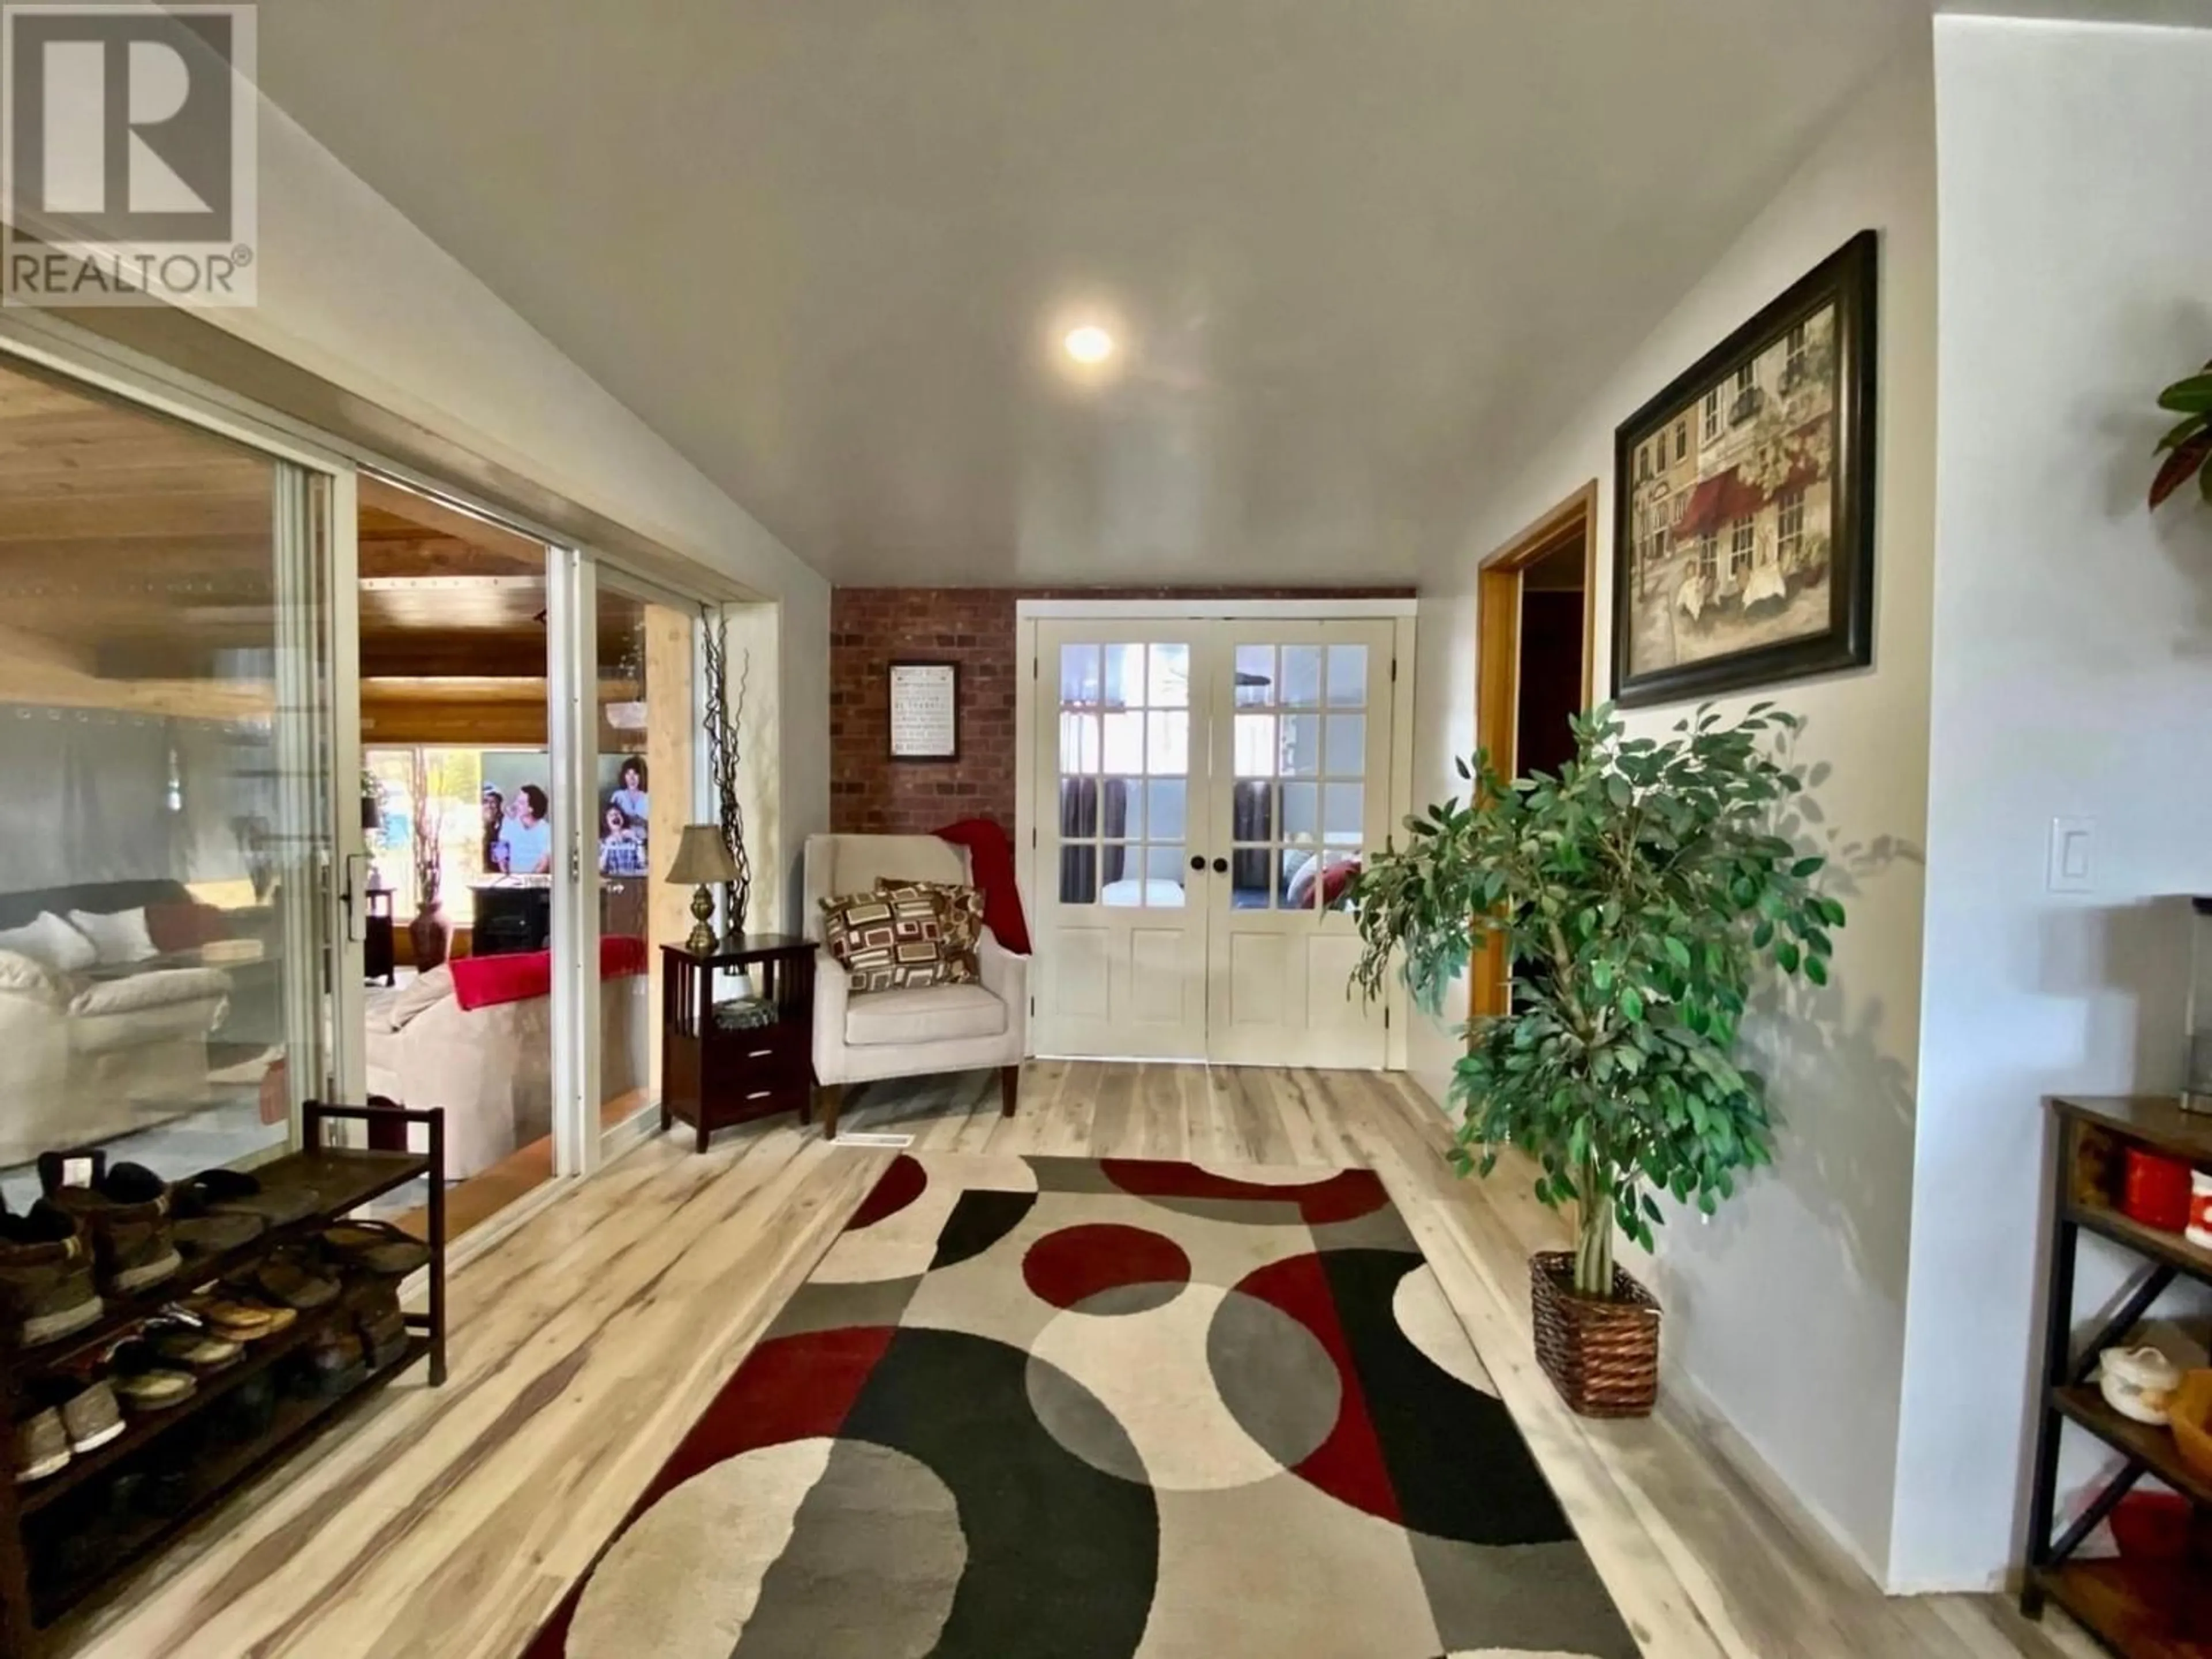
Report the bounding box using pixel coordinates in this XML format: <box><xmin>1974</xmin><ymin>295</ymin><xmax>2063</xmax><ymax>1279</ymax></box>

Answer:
<box><xmin>874</xmin><ymin>878</ymin><xmax>983</xmax><ymax>984</ymax></box>
<box><xmin>820</xmin><ymin>888</ymin><xmax>957</xmax><ymax>993</ymax></box>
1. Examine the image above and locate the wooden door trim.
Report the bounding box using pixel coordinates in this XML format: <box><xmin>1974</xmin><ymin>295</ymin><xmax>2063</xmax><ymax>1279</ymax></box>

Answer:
<box><xmin>1469</xmin><ymin>480</ymin><xmax>1599</xmax><ymax>1020</ymax></box>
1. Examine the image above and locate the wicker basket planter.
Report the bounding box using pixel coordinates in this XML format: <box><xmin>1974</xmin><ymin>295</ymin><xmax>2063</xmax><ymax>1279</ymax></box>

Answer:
<box><xmin>1529</xmin><ymin>1251</ymin><xmax>1662</xmax><ymax>1418</ymax></box>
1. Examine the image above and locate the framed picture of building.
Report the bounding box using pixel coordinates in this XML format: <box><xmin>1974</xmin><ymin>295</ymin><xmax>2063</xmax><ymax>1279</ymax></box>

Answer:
<box><xmin>1610</xmin><ymin>230</ymin><xmax>1877</xmax><ymax>708</ymax></box>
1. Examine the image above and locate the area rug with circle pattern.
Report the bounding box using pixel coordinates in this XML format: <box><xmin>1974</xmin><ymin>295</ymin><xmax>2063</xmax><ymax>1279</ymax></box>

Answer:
<box><xmin>521</xmin><ymin>1153</ymin><xmax>1639</xmax><ymax>1659</ymax></box>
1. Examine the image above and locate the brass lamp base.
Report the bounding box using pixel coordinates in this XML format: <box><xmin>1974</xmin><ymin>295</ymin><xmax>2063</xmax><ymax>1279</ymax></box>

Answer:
<box><xmin>685</xmin><ymin>884</ymin><xmax>717</xmax><ymax>954</ymax></box>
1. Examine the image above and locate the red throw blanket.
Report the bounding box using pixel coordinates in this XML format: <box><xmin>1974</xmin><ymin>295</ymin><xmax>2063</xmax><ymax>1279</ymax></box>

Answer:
<box><xmin>933</xmin><ymin>818</ymin><xmax>1032</xmax><ymax>956</ymax></box>
<box><xmin>450</xmin><ymin>934</ymin><xmax>648</xmax><ymax>1012</ymax></box>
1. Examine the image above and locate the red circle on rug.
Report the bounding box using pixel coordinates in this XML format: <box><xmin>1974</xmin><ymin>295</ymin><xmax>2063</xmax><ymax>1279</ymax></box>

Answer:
<box><xmin>1022</xmin><ymin>1224</ymin><xmax>1192</xmax><ymax>1310</ymax></box>
<box><xmin>844</xmin><ymin>1154</ymin><xmax>927</xmax><ymax>1232</ymax></box>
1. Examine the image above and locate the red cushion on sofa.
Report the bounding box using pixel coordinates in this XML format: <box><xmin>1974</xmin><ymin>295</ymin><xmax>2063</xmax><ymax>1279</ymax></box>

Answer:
<box><xmin>450</xmin><ymin>935</ymin><xmax>649</xmax><ymax>1012</ymax></box>
<box><xmin>145</xmin><ymin>902</ymin><xmax>231</xmax><ymax>953</ymax></box>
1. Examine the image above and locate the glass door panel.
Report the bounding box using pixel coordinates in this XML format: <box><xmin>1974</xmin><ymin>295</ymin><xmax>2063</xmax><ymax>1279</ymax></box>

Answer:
<box><xmin>592</xmin><ymin>581</ymin><xmax>695</xmax><ymax>1154</ymax></box>
<box><xmin>1202</xmin><ymin>620</ymin><xmax>1393</xmax><ymax>1067</ymax></box>
<box><xmin>1033</xmin><ymin>624</ymin><xmax>1209</xmax><ymax>1058</ymax></box>
<box><xmin>0</xmin><ymin>355</ymin><xmax>342</xmax><ymax>1203</ymax></box>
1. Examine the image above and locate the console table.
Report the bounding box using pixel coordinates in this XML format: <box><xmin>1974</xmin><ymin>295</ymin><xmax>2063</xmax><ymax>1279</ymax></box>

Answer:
<box><xmin>2021</xmin><ymin>1095</ymin><xmax>2212</xmax><ymax>1656</ymax></box>
<box><xmin>661</xmin><ymin>934</ymin><xmax>816</xmax><ymax>1152</ymax></box>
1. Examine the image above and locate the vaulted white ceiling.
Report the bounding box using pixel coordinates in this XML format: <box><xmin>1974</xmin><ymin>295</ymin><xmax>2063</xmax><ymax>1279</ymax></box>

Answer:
<box><xmin>256</xmin><ymin>1</ymin><xmax>1926</xmax><ymax>585</ymax></box>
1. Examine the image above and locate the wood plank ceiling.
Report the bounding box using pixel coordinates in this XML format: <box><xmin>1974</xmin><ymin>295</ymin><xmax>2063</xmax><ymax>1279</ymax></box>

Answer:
<box><xmin>0</xmin><ymin>354</ymin><xmax>646</xmax><ymax>744</ymax></box>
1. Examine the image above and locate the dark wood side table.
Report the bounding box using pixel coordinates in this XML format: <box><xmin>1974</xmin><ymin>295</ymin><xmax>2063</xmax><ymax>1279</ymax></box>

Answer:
<box><xmin>661</xmin><ymin>934</ymin><xmax>817</xmax><ymax>1152</ymax></box>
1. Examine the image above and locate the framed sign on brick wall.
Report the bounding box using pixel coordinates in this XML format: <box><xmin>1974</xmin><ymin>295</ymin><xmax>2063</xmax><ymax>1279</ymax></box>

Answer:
<box><xmin>887</xmin><ymin>660</ymin><xmax>960</xmax><ymax>760</ymax></box>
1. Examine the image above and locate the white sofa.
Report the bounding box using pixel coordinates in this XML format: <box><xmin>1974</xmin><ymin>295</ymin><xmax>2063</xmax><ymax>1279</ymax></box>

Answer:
<box><xmin>0</xmin><ymin>949</ymin><xmax>230</xmax><ymax>1165</ymax></box>
<box><xmin>804</xmin><ymin>833</ymin><xmax>1029</xmax><ymax>1139</ymax></box>
<box><xmin>365</xmin><ymin>960</ymin><xmax>649</xmax><ymax>1177</ymax></box>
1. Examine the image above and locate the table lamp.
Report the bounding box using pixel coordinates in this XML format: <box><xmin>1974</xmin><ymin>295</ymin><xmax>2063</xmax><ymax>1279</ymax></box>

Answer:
<box><xmin>666</xmin><ymin>824</ymin><xmax>738</xmax><ymax>953</ymax></box>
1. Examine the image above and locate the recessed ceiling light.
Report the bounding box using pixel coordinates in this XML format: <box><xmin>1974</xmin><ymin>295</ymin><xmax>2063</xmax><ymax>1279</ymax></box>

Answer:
<box><xmin>1064</xmin><ymin>325</ymin><xmax>1115</xmax><ymax>365</ymax></box>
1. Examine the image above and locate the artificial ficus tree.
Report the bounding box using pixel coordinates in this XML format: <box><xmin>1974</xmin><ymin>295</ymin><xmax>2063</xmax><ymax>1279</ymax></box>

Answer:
<box><xmin>1349</xmin><ymin>703</ymin><xmax>1844</xmax><ymax>1298</ymax></box>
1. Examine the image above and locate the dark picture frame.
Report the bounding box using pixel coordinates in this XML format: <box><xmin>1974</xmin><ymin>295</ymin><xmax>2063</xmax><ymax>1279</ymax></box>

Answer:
<box><xmin>886</xmin><ymin>659</ymin><xmax>960</xmax><ymax>762</ymax></box>
<box><xmin>1609</xmin><ymin>229</ymin><xmax>1878</xmax><ymax>709</ymax></box>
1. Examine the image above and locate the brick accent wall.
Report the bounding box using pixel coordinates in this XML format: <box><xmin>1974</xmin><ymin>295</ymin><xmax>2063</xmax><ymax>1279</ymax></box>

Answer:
<box><xmin>830</xmin><ymin>586</ymin><xmax>1414</xmax><ymax>837</ymax></box>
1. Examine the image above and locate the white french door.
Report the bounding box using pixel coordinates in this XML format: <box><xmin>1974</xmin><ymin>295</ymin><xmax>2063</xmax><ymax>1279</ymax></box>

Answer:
<box><xmin>1030</xmin><ymin>618</ymin><xmax>1396</xmax><ymax>1067</ymax></box>
<box><xmin>1032</xmin><ymin>626</ymin><xmax>1210</xmax><ymax>1058</ymax></box>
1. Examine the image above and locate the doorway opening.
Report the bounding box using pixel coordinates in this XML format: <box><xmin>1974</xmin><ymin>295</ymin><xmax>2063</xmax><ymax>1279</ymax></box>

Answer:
<box><xmin>1472</xmin><ymin>482</ymin><xmax>1597</xmax><ymax>1020</ymax></box>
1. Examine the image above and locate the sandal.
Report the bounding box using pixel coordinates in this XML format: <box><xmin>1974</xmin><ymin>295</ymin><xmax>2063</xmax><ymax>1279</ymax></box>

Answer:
<box><xmin>173</xmin><ymin>1213</ymin><xmax>266</xmax><ymax>1260</ymax></box>
<box><xmin>173</xmin><ymin>1292</ymin><xmax>282</xmax><ymax>1340</ymax></box>
<box><xmin>145</xmin><ymin>1321</ymin><xmax>242</xmax><ymax>1374</ymax></box>
<box><xmin>319</xmin><ymin>1221</ymin><xmax>430</xmax><ymax>1277</ymax></box>
<box><xmin>108</xmin><ymin>1340</ymin><xmax>196</xmax><ymax>1412</ymax></box>
<box><xmin>226</xmin><ymin>1250</ymin><xmax>339</xmax><ymax>1312</ymax></box>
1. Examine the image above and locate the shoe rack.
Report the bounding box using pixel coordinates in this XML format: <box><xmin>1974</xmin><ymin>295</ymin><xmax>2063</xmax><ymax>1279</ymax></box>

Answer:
<box><xmin>0</xmin><ymin>1101</ymin><xmax>449</xmax><ymax>1656</ymax></box>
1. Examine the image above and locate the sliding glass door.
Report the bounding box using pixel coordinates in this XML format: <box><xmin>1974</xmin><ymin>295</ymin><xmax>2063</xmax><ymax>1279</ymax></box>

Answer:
<box><xmin>0</xmin><ymin>349</ymin><xmax>357</xmax><ymax>1204</ymax></box>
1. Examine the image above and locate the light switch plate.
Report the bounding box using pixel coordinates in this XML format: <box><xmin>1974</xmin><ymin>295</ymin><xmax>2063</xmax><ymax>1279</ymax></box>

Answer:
<box><xmin>2047</xmin><ymin>816</ymin><xmax>2096</xmax><ymax>894</ymax></box>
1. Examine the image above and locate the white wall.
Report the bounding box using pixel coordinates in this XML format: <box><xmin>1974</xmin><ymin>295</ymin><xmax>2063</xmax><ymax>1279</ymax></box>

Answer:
<box><xmin>211</xmin><ymin>95</ymin><xmax>833</xmax><ymax>898</ymax></box>
<box><xmin>1891</xmin><ymin>14</ymin><xmax>2212</xmax><ymax>1592</ymax></box>
<box><xmin>1407</xmin><ymin>38</ymin><xmax>1938</xmax><ymax>1577</ymax></box>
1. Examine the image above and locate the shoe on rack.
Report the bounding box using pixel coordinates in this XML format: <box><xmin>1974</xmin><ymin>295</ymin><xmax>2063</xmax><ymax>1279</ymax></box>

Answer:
<box><xmin>293</xmin><ymin>1326</ymin><xmax>366</xmax><ymax>1400</ymax></box>
<box><xmin>320</xmin><ymin>1219</ymin><xmax>430</xmax><ymax>1277</ymax></box>
<box><xmin>108</xmin><ymin>1340</ymin><xmax>197</xmax><ymax>1412</ymax></box>
<box><xmin>0</xmin><ymin>1198</ymin><xmax>104</xmax><ymax>1347</ymax></box>
<box><xmin>11</xmin><ymin>1405</ymin><xmax>69</xmax><ymax>1483</ymax></box>
<box><xmin>227</xmin><ymin>1247</ymin><xmax>339</xmax><ymax>1312</ymax></box>
<box><xmin>174</xmin><ymin>1291</ymin><xmax>287</xmax><ymax>1342</ymax></box>
<box><xmin>54</xmin><ymin>1376</ymin><xmax>124</xmax><ymax>1453</ymax></box>
<box><xmin>43</xmin><ymin>1160</ymin><xmax>181</xmax><ymax>1297</ymax></box>
<box><xmin>145</xmin><ymin>1321</ymin><xmax>243</xmax><ymax>1375</ymax></box>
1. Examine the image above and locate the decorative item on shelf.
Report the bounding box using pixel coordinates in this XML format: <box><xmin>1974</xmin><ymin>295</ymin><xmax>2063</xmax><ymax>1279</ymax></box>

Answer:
<box><xmin>2098</xmin><ymin>1344</ymin><xmax>2183</xmax><ymax>1426</ymax></box>
<box><xmin>2149</xmin><ymin>357</ymin><xmax>2212</xmax><ymax>511</ymax></box>
<box><xmin>1349</xmin><ymin>702</ymin><xmax>1842</xmax><ymax>1418</ymax></box>
<box><xmin>2173</xmin><ymin>1370</ymin><xmax>2212</xmax><ymax>1481</ymax></box>
<box><xmin>406</xmin><ymin>752</ymin><xmax>448</xmax><ymax>972</ymax></box>
<box><xmin>666</xmin><ymin>824</ymin><xmax>738</xmax><ymax>954</ymax></box>
<box><xmin>2123</xmin><ymin>1144</ymin><xmax>2196</xmax><ymax>1233</ymax></box>
<box><xmin>2191</xmin><ymin>1169</ymin><xmax>2212</xmax><ymax>1252</ymax></box>
<box><xmin>699</xmin><ymin>604</ymin><xmax>753</xmax><ymax>936</ymax></box>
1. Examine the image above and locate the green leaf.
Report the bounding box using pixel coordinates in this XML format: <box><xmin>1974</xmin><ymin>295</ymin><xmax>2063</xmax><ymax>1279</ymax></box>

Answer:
<box><xmin>1662</xmin><ymin>935</ymin><xmax>1693</xmax><ymax>971</ymax></box>
<box><xmin>2158</xmin><ymin>410</ymin><xmax>2210</xmax><ymax>451</ymax></box>
<box><xmin>1790</xmin><ymin>855</ymin><xmax>1825</xmax><ymax>878</ymax></box>
<box><xmin>1776</xmin><ymin>941</ymin><xmax>1801</xmax><ymax>974</ymax></box>
<box><xmin>2158</xmin><ymin>372</ymin><xmax>2212</xmax><ymax>415</ymax></box>
<box><xmin>1805</xmin><ymin>954</ymin><xmax>1828</xmax><ymax>986</ymax></box>
<box><xmin>1620</xmin><ymin>987</ymin><xmax>1645</xmax><ymax>1021</ymax></box>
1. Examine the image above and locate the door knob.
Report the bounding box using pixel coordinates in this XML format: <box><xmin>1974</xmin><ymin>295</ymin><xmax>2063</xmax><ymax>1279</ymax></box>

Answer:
<box><xmin>1188</xmin><ymin>855</ymin><xmax>1205</xmax><ymax>872</ymax></box>
<box><xmin>1211</xmin><ymin>857</ymin><xmax>1228</xmax><ymax>874</ymax></box>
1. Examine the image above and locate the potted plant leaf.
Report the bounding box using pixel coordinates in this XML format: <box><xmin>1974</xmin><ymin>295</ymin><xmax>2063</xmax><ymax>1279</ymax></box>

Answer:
<box><xmin>1349</xmin><ymin>703</ymin><xmax>1842</xmax><ymax>1416</ymax></box>
<box><xmin>2151</xmin><ymin>358</ymin><xmax>2212</xmax><ymax>511</ymax></box>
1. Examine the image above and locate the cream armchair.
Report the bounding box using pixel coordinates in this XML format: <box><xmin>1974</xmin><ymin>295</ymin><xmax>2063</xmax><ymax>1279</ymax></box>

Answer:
<box><xmin>804</xmin><ymin>833</ymin><xmax>1028</xmax><ymax>1139</ymax></box>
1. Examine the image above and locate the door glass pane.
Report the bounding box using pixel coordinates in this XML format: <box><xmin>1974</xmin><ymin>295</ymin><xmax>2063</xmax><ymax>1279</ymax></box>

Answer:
<box><xmin>1282</xmin><ymin>714</ymin><xmax>1321</xmax><ymax>775</ymax></box>
<box><xmin>1095</xmin><ymin>778</ymin><xmax>1138</xmax><ymax>840</ymax></box>
<box><xmin>1326</xmin><ymin>644</ymin><xmax>1369</xmax><ymax>706</ymax></box>
<box><xmin>1230</xmin><ymin>778</ymin><xmax>1274</xmax><ymax>845</ymax></box>
<box><xmin>0</xmin><ymin>361</ymin><xmax>315</xmax><ymax>1206</ymax></box>
<box><xmin>1147</xmin><ymin>643</ymin><xmax>1190</xmax><ymax>707</ymax></box>
<box><xmin>1145</xmin><ymin>711</ymin><xmax>1188</xmax><ymax>776</ymax></box>
<box><xmin>1324</xmin><ymin>714</ymin><xmax>1366</xmax><ymax>778</ymax></box>
<box><xmin>1324</xmin><ymin>782</ymin><xmax>1364</xmax><ymax>844</ymax></box>
<box><xmin>1102</xmin><ymin>711</ymin><xmax>1144</xmax><ymax>773</ymax></box>
<box><xmin>1230</xmin><ymin>849</ymin><xmax>1274</xmax><ymax>910</ymax></box>
<box><xmin>1103</xmin><ymin>643</ymin><xmax>1143</xmax><ymax>707</ymax></box>
<box><xmin>1234</xmin><ymin>714</ymin><xmax>1278</xmax><ymax>777</ymax></box>
<box><xmin>1282</xmin><ymin>645</ymin><xmax>1324</xmax><ymax>708</ymax></box>
<box><xmin>1059</xmin><ymin>846</ymin><xmax>1099</xmax><ymax>904</ymax></box>
<box><xmin>1059</xmin><ymin>644</ymin><xmax>1101</xmax><ymax>705</ymax></box>
<box><xmin>1060</xmin><ymin>712</ymin><xmax>1101</xmax><ymax>774</ymax></box>
<box><xmin>1234</xmin><ymin>645</ymin><xmax>1275</xmax><ymax>707</ymax></box>
<box><xmin>1145</xmin><ymin>780</ymin><xmax>1187</xmax><ymax>843</ymax></box>
<box><xmin>1282</xmin><ymin>782</ymin><xmax>1320</xmax><ymax>842</ymax></box>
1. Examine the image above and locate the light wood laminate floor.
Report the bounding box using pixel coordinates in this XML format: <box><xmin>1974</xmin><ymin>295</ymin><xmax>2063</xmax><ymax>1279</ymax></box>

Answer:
<box><xmin>62</xmin><ymin>1063</ymin><xmax>2097</xmax><ymax>1659</ymax></box>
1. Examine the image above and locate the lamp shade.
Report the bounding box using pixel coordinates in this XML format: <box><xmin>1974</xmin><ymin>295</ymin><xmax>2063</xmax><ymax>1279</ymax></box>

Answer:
<box><xmin>665</xmin><ymin>824</ymin><xmax>738</xmax><ymax>886</ymax></box>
